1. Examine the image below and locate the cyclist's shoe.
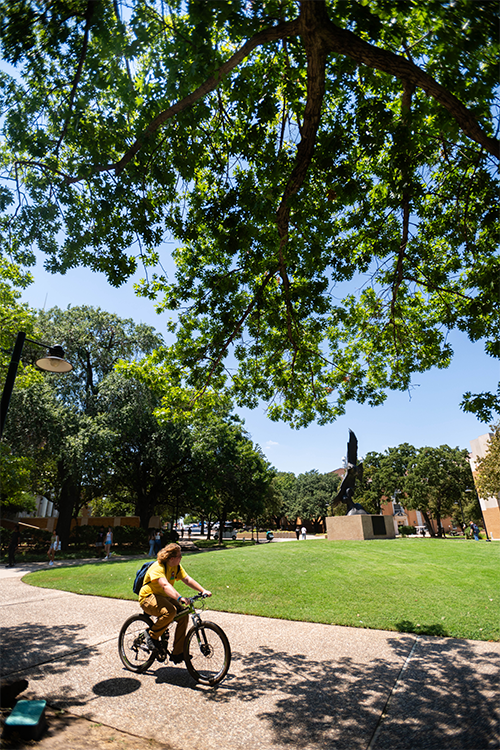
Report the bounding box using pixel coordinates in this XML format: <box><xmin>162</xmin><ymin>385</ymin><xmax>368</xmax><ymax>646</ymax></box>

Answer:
<box><xmin>170</xmin><ymin>652</ymin><xmax>184</xmax><ymax>664</ymax></box>
<box><xmin>144</xmin><ymin>632</ymin><xmax>159</xmax><ymax>653</ymax></box>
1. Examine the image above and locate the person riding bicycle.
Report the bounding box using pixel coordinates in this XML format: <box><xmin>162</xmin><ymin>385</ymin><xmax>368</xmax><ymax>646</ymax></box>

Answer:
<box><xmin>138</xmin><ymin>542</ymin><xmax>211</xmax><ymax>663</ymax></box>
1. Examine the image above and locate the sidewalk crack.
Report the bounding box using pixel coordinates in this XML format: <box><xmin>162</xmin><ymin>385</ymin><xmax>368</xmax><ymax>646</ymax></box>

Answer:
<box><xmin>365</xmin><ymin>635</ymin><xmax>421</xmax><ymax>750</ymax></box>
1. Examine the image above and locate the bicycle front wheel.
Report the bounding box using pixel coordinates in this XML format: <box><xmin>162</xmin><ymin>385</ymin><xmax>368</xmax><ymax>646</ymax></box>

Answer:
<box><xmin>184</xmin><ymin>622</ymin><xmax>231</xmax><ymax>685</ymax></box>
<box><xmin>118</xmin><ymin>614</ymin><xmax>156</xmax><ymax>673</ymax></box>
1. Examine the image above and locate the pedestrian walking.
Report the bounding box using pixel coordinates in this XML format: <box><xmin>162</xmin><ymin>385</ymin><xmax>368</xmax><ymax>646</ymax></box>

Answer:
<box><xmin>154</xmin><ymin>530</ymin><xmax>162</xmax><ymax>554</ymax></box>
<box><xmin>47</xmin><ymin>531</ymin><xmax>59</xmax><ymax>566</ymax></box>
<box><xmin>148</xmin><ymin>530</ymin><xmax>156</xmax><ymax>557</ymax></box>
<box><xmin>295</xmin><ymin>526</ymin><xmax>300</xmax><ymax>540</ymax></box>
<box><xmin>7</xmin><ymin>525</ymin><xmax>21</xmax><ymax>568</ymax></box>
<box><xmin>95</xmin><ymin>527</ymin><xmax>105</xmax><ymax>557</ymax></box>
<box><xmin>469</xmin><ymin>521</ymin><xmax>480</xmax><ymax>541</ymax></box>
<box><xmin>301</xmin><ymin>526</ymin><xmax>307</xmax><ymax>540</ymax></box>
<box><xmin>104</xmin><ymin>527</ymin><xmax>113</xmax><ymax>559</ymax></box>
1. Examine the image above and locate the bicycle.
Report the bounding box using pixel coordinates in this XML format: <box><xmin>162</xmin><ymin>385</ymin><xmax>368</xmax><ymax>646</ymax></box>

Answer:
<box><xmin>118</xmin><ymin>593</ymin><xmax>231</xmax><ymax>686</ymax></box>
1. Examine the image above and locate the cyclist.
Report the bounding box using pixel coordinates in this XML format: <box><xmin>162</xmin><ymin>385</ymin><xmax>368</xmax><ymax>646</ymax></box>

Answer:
<box><xmin>139</xmin><ymin>542</ymin><xmax>211</xmax><ymax>663</ymax></box>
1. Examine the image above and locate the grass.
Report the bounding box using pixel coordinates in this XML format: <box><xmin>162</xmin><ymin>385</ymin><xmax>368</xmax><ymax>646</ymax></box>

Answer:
<box><xmin>23</xmin><ymin>538</ymin><xmax>500</xmax><ymax>642</ymax></box>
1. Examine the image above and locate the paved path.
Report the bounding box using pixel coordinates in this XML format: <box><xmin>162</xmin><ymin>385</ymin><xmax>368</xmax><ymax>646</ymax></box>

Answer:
<box><xmin>1</xmin><ymin>559</ymin><xmax>499</xmax><ymax>749</ymax></box>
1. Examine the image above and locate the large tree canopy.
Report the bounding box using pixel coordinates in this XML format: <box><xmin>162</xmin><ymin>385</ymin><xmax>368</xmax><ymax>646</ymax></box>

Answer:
<box><xmin>0</xmin><ymin>0</ymin><xmax>498</xmax><ymax>427</ymax></box>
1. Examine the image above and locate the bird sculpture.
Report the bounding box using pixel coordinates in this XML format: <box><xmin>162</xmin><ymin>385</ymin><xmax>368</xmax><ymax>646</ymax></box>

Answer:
<box><xmin>331</xmin><ymin>430</ymin><xmax>368</xmax><ymax>515</ymax></box>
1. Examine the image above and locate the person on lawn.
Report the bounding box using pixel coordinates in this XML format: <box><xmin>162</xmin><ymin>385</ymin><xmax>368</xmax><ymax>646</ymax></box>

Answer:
<box><xmin>138</xmin><ymin>543</ymin><xmax>211</xmax><ymax>663</ymax></box>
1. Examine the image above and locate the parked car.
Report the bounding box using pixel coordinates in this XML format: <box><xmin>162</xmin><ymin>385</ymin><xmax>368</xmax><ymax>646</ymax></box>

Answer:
<box><xmin>212</xmin><ymin>522</ymin><xmax>237</xmax><ymax>540</ymax></box>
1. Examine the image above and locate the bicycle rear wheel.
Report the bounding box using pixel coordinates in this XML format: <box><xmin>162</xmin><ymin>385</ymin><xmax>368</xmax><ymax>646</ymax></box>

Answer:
<box><xmin>184</xmin><ymin>622</ymin><xmax>231</xmax><ymax>685</ymax></box>
<box><xmin>118</xmin><ymin>614</ymin><xmax>156</xmax><ymax>673</ymax></box>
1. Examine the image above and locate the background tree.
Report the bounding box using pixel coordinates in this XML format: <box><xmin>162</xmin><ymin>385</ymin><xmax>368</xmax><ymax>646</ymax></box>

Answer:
<box><xmin>272</xmin><ymin>470</ymin><xmax>339</xmax><ymax>527</ymax></box>
<box><xmin>0</xmin><ymin>258</ymin><xmax>35</xmax><ymax>365</ymax></box>
<box><xmin>96</xmin><ymin>372</ymin><xmax>194</xmax><ymax>529</ymax></box>
<box><xmin>0</xmin><ymin>260</ymin><xmax>40</xmax><ymax>513</ymax></box>
<box><xmin>190</xmin><ymin>418</ymin><xmax>276</xmax><ymax>538</ymax></box>
<box><xmin>35</xmin><ymin>306</ymin><xmax>163</xmax><ymax>413</ymax></box>
<box><xmin>0</xmin><ymin>0</ymin><xmax>498</xmax><ymax>427</ymax></box>
<box><xmin>475</xmin><ymin>424</ymin><xmax>500</xmax><ymax>499</ymax></box>
<box><xmin>3</xmin><ymin>379</ymin><xmax>68</xmax><ymax>510</ymax></box>
<box><xmin>3</xmin><ymin>306</ymin><xmax>164</xmax><ymax>544</ymax></box>
<box><xmin>273</xmin><ymin>472</ymin><xmax>298</xmax><ymax>527</ymax></box>
<box><xmin>356</xmin><ymin>443</ymin><xmax>417</xmax><ymax>514</ymax></box>
<box><xmin>295</xmin><ymin>470</ymin><xmax>340</xmax><ymax>530</ymax></box>
<box><xmin>404</xmin><ymin>445</ymin><xmax>477</xmax><ymax>537</ymax></box>
<box><xmin>0</xmin><ymin>443</ymin><xmax>35</xmax><ymax>514</ymax></box>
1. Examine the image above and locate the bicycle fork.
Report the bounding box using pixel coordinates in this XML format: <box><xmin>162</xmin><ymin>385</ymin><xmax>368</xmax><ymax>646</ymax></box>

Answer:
<box><xmin>189</xmin><ymin>612</ymin><xmax>212</xmax><ymax>657</ymax></box>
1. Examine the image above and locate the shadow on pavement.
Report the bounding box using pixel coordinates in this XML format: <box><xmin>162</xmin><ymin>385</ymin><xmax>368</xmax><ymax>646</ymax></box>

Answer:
<box><xmin>92</xmin><ymin>678</ymin><xmax>142</xmax><ymax>697</ymax></box>
<box><xmin>190</xmin><ymin>639</ymin><xmax>415</xmax><ymax>749</ymax></box>
<box><xmin>0</xmin><ymin>622</ymin><xmax>99</xmax><ymax>680</ymax></box>
<box><xmin>373</xmin><ymin>636</ymin><xmax>500</xmax><ymax>750</ymax></box>
<box><xmin>160</xmin><ymin>636</ymin><xmax>499</xmax><ymax>750</ymax></box>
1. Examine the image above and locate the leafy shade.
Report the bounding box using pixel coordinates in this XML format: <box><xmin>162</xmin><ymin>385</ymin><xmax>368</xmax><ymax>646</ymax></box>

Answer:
<box><xmin>0</xmin><ymin>0</ymin><xmax>498</xmax><ymax>426</ymax></box>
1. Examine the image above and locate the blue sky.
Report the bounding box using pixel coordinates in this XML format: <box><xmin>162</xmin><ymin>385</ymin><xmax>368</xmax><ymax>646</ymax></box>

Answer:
<box><xmin>21</xmin><ymin>259</ymin><xmax>497</xmax><ymax>475</ymax></box>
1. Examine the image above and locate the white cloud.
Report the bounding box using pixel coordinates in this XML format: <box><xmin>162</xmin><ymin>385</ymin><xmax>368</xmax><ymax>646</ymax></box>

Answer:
<box><xmin>264</xmin><ymin>440</ymin><xmax>279</xmax><ymax>450</ymax></box>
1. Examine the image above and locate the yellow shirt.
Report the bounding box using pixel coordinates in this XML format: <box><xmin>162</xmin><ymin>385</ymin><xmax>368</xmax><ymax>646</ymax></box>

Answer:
<box><xmin>139</xmin><ymin>560</ymin><xmax>187</xmax><ymax>603</ymax></box>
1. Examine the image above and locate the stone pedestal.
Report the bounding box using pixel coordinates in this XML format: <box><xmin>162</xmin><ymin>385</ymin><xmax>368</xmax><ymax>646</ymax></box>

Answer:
<box><xmin>326</xmin><ymin>515</ymin><xmax>395</xmax><ymax>541</ymax></box>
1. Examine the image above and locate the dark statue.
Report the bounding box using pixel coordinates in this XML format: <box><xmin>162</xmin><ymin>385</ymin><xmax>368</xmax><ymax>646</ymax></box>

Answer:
<box><xmin>332</xmin><ymin>430</ymin><xmax>368</xmax><ymax>515</ymax></box>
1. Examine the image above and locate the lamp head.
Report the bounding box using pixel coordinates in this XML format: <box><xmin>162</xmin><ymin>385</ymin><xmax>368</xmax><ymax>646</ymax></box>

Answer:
<box><xmin>36</xmin><ymin>345</ymin><xmax>73</xmax><ymax>373</ymax></box>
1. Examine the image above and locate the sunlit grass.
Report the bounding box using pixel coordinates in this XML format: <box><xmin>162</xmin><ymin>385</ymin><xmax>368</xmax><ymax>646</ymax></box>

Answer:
<box><xmin>23</xmin><ymin>538</ymin><xmax>500</xmax><ymax>642</ymax></box>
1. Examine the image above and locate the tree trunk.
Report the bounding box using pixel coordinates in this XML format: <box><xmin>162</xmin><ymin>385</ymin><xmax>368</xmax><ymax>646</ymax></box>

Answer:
<box><xmin>218</xmin><ymin>507</ymin><xmax>228</xmax><ymax>543</ymax></box>
<box><xmin>422</xmin><ymin>510</ymin><xmax>435</xmax><ymax>537</ymax></box>
<box><xmin>55</xmin><ymin>462</ymin><xmax>79</xmax><ymax>549</ymax></box>
<box><xmin>135</xmin><ymin>492</ymin><xmax>158</xmax><ymax>529</ymax></box>
<box><xmin>435</xmin><ymin>509</ymin><xmax>444</xmax><ymax>538</ymax></box>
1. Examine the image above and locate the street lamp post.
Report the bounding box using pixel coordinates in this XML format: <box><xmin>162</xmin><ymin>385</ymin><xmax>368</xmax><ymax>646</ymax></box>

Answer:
<box><xmin>1</xmin><ymin>331</ymin><xmax>73</xmax><ymax>438</ymax></box>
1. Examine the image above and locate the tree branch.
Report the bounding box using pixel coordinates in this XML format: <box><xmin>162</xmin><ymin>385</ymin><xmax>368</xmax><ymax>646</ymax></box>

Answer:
<box><xmin>318</xmin><ymin>10</ymin><xmax>499</xmax><ymax>159</ymax></box>
<box><xmin>191</xmin><ymin>269</ymin><xmax>279</xmax><ymax>403</ymax></box>
<box><xmin>55</xmin><ymin>0</ymin><xmax>96</xmax><ymax>154</ymax></box>
<box><xmin>391</xmin><ymin>80</ymin><xmax>415</xmax><ymax>321</ymax></box>
<box><xmin>275</xmin><ymin>2</ymin><xmax>328</xmax><ymax>350</ymax></box>
<box><xmin>64</xmin><ymin>18</ymin><xmax>300</xmax><ymax>183</ymax></box>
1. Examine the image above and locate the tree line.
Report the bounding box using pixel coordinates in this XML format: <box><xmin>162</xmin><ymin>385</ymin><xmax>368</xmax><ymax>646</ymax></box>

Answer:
<box><xmin>1</xmin><ymin>305</ymin><xmax>279</xmax><ymax>547</ymax></box>
<box><xmin>354</xmin><ymin>444</ymin><xmax>481</xmax><ymax>537</ymax></box>
<box><xmin>1</xmin><ymin>302</ymin><xmax>485</xmax><ymax>545</ymax></box>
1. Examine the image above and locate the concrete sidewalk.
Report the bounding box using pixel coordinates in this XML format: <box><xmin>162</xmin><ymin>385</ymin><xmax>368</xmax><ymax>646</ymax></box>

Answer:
<box><xmin>1</xmin><ymin>559</ymin><xmax>499</xmax><ymax>750</ymax></box>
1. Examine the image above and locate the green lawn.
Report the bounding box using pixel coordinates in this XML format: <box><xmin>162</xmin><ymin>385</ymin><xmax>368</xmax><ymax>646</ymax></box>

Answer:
<box><xmin>23</xmin><ymin>538</ymin><xmax>500</xmax><ymax>642</ymax></box>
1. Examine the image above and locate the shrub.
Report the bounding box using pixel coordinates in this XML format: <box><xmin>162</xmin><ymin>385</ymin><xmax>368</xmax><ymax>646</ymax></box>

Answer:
<box><xmin>112</xmin><ymin>525</ymin><xmax>147</xmax><ymax>548</ymax></box>
<box><xmin>24</xmin><ymin>527</ymin><xmax>52</xmax><ymax>550</ymax></box>
<box><xmin>69</xmin><ymin>525</ymin><xmax>98</xmax><ymax>547</ymax></box>
<box><xmin>399</xmin><ymin>525</ymin><xmax>417</xmax><ymax>536</ymax></box>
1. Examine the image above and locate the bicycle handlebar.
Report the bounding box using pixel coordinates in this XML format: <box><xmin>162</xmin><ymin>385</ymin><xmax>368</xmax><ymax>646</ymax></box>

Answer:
<box><xmin>187</xmin><ymin>593</ymin><xmax>209</xmax><ymax>603</ymax></box>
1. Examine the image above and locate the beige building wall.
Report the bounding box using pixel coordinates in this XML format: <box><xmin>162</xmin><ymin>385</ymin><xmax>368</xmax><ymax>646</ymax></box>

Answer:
<box><xmin>470</xmin><ymin>433</ymin><xmax>500</xmax><ymax>541</ymax></box>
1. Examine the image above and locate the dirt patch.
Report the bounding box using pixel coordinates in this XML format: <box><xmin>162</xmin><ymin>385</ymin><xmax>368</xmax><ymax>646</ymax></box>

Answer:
<box><xmin>1</xmin><ymin>706</ymin><xmax>172</xmax><ymax>750</ymax></box>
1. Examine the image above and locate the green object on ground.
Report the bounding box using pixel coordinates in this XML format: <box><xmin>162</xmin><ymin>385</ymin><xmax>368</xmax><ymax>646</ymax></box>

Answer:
<box><xmin>23</xmin><ymin>539</ymin><xmax>500</xmax><ymax>642</ymax></box>
<box><xmin>5</xmin><ymin>700</ymin><xmax>47</xmax><ymax>740</ymax></box>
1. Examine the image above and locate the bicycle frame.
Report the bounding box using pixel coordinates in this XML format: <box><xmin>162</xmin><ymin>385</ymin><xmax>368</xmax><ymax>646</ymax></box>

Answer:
<box><xmin>118</xmin><ymin>592</ymin><xmax>231</xmax><ymax>684</ymax></box>
<box><xmin>173</xmin><ymin>594</ymin><xmax>206</xmax><ymax>628</ymax></box>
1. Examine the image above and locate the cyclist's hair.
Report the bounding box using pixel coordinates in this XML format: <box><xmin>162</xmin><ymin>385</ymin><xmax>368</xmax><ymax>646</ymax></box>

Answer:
<box><xmin>157</xmin><ymin>543</ymin><xmax>181</xmax><ymax>564</ymax></box>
